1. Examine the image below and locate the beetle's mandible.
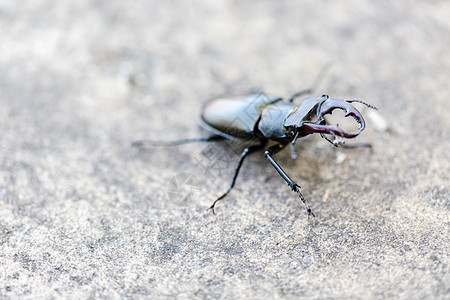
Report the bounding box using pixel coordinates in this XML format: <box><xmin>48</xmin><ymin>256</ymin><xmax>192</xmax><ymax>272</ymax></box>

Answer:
<box><xmin>133</xmin><ymin>90</ymin><xmax>377</xmax><ymax>217</ymax></box>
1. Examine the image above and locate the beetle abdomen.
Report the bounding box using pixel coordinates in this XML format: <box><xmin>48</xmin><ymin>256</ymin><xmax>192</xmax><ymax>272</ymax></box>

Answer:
<box><xmin>201</xmin><ymin>93</ymin><xmax>281</xmax><ymax>139</ymax></box>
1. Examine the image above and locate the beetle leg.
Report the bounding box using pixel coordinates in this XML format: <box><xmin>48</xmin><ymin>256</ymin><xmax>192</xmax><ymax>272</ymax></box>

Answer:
<box><xmin>288</xmin><ymin>89</ymin><xmax>313</xmax><ymax>102</ymax></box>
<box><xmin>289</xmin><ymin>132</ymin><xmax>300</xmax><ymax>159</ymax></box>
<box><xmin>320</xmin><ymin>133</ymin><xmax>372</xmax><ymax>149</ymax></box>
<box><xmin>320</xmin><ymin>133</ymin><xmax>338</xmax><ymax>147</ymax></box>
<box><xmin>132</xmin><ymin>135</ymin><xmax>224</xmax><ymax>147</ymax></box>
<box><xmin>341</xmin><ymin>142</ymin><xmax>373</xmax><ymax>149</ymax></box>
<box><xmin>264</xmin><ymin>144</ymin><xmax>315</xmax><ymax>218</ymax></box>
<box><xmin>208</xmin><ymin>142</ymin><xmax>267</xmax><ymax>214</ymax></box>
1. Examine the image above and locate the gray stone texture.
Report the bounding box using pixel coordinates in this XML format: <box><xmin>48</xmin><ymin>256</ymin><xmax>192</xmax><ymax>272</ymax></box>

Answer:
<box><xmin>0</xmin><ymin>1</ymin><xmax>448</xmax><ymax>298</ymax></box>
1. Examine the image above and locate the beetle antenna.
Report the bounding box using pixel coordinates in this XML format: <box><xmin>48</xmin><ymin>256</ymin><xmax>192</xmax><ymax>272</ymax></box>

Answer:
<box><xmin>346</xmin><ymin>100</ymin><xmax>378</xmax><ymax>110</ymax></box>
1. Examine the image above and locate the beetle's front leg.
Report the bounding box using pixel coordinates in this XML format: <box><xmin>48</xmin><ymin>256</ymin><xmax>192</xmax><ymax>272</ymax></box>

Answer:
<box><xmin>264</xmin><ymin>144</ymin><xmax>315</xmax><ymax>218</ymax></box>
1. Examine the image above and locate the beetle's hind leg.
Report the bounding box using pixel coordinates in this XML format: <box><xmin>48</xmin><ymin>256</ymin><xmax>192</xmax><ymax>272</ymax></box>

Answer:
<box><xmin>132</xmin><ymin>135</ymin><xmax>224</xmax><ymax>148</ymax></box>
<box><xmin>340</xmin><ymin>142</ymin><xmax>373</xmax><ymax>149</ymax></box>
<box><xmin>208</xmin><ymin>142</ymin><xmax>266</xmax><ymax>214</ymax></box>
<box><xmin>265</xmin><ymin>144</ymin><xmax>315</xmax><ymax>218</ymax></box>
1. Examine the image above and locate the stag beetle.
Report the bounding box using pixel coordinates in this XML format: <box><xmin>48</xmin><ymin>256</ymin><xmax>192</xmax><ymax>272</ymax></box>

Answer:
<box><xmin>133</xmin><ymin>90</ymin><xmax>376</xmax><ymax>217</ymax></box>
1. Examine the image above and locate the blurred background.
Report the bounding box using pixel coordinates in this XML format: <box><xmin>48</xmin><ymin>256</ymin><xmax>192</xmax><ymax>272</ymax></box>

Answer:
<box><xmin>0</xmin><ymin>0</ymin><xmax>448</xmax><ymax>298</ymax></box>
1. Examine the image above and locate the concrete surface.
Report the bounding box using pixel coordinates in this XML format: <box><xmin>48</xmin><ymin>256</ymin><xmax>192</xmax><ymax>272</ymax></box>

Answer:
<box><xmin>0</xmin><ymin>0</ymin><xmax>449</xmax><ymax>299</ymax></box>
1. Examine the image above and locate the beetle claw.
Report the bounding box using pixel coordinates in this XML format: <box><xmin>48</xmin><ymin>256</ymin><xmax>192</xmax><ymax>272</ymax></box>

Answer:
<box><xmin>207</xmin><ymin>205</ymin><xmax>217</xmax><ymax>215</ymax></box>
<box><xmin>319</xmin><ymin>97</ymin><xmax>366</xmax><ymax>131</ymax></box>
<box><xmin>304</xmin><ymin>97</ymin><xmax>369</xmax><ymax>138</ymax></box>
<box><xmin>289</xmin><ymin>182</ymin><xmax>300</xmax><ymax>191</ymax></box>
<box><xmin>292</xmin><ymin>185</ymin><xmax>315</xmax><ymax>218</ymax></box>
<box><xmin>303</xmin><ymin>123</ymin><xmax>360</xmax><ymax>138</ymax></box>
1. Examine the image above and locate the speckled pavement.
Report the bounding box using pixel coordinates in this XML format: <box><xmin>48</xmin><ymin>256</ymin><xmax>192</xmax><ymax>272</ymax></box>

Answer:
<box><xmin>0</xmin><ymin>1</ymin><xmax>448</xmax><ymax>298</ymax></box>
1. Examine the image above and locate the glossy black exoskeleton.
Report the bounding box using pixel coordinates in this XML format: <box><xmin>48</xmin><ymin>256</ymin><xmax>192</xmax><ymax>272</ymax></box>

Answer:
<box><xmin>134</xmin><ymin>91</ymin><xmax>376</xmax><ymax>217</ymax></box>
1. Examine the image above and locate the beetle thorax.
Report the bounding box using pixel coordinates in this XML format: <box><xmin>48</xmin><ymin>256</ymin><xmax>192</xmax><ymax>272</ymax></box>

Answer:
<box><xmin>257</xmin><ymin>101</ymin><xmax>298</xmax><ymax>141</ymax></box>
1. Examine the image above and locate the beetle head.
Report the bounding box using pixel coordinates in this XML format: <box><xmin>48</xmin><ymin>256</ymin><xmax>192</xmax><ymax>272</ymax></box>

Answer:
<box><xmin>284</xmin><ymin>95</ymin><xmax>376</xmax><ymax>158</ymax></box>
